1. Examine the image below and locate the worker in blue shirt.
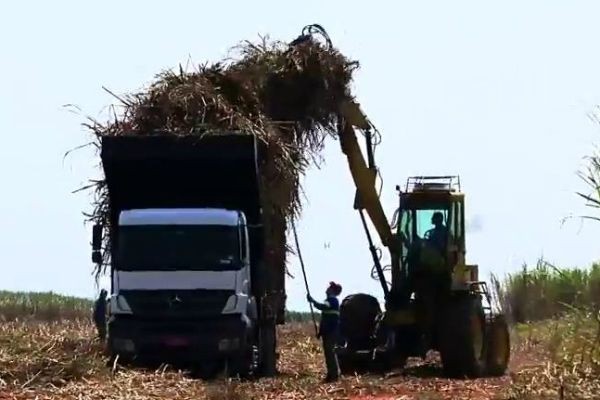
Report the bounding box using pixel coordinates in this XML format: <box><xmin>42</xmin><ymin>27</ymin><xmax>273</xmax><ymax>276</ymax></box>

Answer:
<box><xmin>93</xmin><ymin>289</ymin><xmax>108</xmax><ymax>341</ymax></box>
<box><xmin>307</xmin><ymin>281</ymin><xmax>342</xmax><ymax>382</ymax></box>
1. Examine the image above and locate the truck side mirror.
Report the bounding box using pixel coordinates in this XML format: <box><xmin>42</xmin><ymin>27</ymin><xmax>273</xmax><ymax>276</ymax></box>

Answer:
<box><xmin>92</xmin><ymin>224</ymin><xmax>103</xmax><ymax>264</ymax></box>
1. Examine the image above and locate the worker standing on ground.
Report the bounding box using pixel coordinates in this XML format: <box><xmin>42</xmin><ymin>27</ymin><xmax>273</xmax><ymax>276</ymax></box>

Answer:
<box><xmin>93</xmin><ymin>289</ymin><xmax>108</xmax><ymax>342</ymax></box>
<box><xmin>307</xmin><ymin>281</ymin><xmax>342</xmax><ymax>382</ymax></box>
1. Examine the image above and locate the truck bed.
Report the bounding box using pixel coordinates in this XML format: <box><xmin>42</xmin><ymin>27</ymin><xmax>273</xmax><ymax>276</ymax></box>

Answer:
<box><xmin>101</xmin><ymin>134</ymin><xmax>263</xmax><ymax>226</ymax></box>
<box><xmin>100</xmin><ymin>133</ymin><xmax>286</xmax><ymax>320</ymax></box>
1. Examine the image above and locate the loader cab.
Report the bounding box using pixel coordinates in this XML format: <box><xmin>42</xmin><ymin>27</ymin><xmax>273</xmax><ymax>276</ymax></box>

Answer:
<box><xmin>395</xmin><ymin>176</ymin><xmax>467</xmax><ymax>286</ymax></box>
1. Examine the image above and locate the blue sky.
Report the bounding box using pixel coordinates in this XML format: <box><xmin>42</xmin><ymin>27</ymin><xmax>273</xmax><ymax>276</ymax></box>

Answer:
<box><xmin>2</xmin><ymin>1</ymin><xmax>600</xmax><ymax>311</ymax></box>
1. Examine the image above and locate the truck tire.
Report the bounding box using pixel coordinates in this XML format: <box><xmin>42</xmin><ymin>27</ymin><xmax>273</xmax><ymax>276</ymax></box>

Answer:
<box><xmin>258</xmin><ymin>322</ymin><xmax>277</xmax><ymax>377</ymax></box>
<box><xmin>337</xmin><ymin>352</ymin><xmax>356</xmax><ymax>375</ymax></box>
<box><xmin>190</xmin><ymin>362</ymin><xmax>221</xmax><ymax>380</ymax></box>
<box><xmin>227</xmin><ymin>344</ymin><xmax>259</xmax><ymax>379</ymax></box>
<box><xmin>439</xmin><ymin>295</ymin><xmax>486</xmax><ymax>378</ymax></box>
<box><xmin>485</xmin><ymin>314</ymin><xmax>510</xmax><ymax>376</ymax></box>
<box><xmin>107</xmin><ymin>337</ymin><xmax>134</xmax><ymax>366</ymax></box>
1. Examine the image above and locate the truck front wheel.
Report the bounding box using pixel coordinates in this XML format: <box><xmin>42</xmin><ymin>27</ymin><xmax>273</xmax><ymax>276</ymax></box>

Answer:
<box><xmin>227</xmin><ymin>344</ymin><xmax>259</xmax><ymax>379</ymax></box>
<box><xmin>107</xmin><ymin>335</ymin><xmax>134</xmax><ymax>366</ymax></box>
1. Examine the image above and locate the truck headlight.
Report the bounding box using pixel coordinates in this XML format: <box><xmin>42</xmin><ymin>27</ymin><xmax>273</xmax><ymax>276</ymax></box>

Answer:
<box><xmin>110</xmin><ymin>294</ymin><xmax>132</xmax><ymax>314</ymax></box>
<box><xmin>222</xmin><ymin>295</ymin><xmax>239</xmax><ymax>313</ymax></box>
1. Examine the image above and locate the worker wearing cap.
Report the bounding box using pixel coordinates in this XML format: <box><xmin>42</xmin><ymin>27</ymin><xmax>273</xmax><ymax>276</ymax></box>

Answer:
<box><xmin>307</xmin><ymin>281</ymin><xmax>342</xmax><ymax>382</ymax></box>
<box><xmin>93</xmin><ymin>289</ymin><xmax>108</xmax><ymax>341</ymax></box>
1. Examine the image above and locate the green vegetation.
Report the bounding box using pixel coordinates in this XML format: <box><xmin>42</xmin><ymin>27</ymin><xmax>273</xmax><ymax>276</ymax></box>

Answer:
<box><xmin>494</xmin><ymin>257</ymin><xmax>600</xmax><ymax>398</ymax></box>
<box><xmin>501</xmin><ymin>141</ymin><xmax>600</xmax><ymax>397</ymax></box>
<box><xmin>0</xmin><ymin>291</ymin><xmax>319</xmax><ymax>324</ymax></box>
<box><xmin>0</xmin><ymin>291</ymin><xmax>92</xmax><ymax>322</ymax></box>
<box><xmin>578</xmin><ymin>147</ymin><xmax>600</xmax><ymax>221</ymax></box>
<box><xmin>493</xmin><ymin>259</ymin><xmax>600</xmax><ymax>323</ymax></box>
<box><xmin>509</xmin><ymin>309</ymin><xmax>600</xmax><ymax>399</ymax></box>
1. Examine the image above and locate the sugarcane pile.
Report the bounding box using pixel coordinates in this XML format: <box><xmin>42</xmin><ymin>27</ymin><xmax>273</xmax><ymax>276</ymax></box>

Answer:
<box><xmin>85</xmin><ymin>25</ymin><xmax>365</xmax><ymax>275</ymax></box>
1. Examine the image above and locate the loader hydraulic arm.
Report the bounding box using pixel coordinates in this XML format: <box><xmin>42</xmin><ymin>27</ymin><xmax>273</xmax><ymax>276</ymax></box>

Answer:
<box><xmin>337</xmin><ymin>101</ymin><xmax>400</xmax><ymax>298</ymax></box>
<box><xmin>338</xmin><ymin>120</ymin><xmax>393</xmax><ymax>247</ymax></box>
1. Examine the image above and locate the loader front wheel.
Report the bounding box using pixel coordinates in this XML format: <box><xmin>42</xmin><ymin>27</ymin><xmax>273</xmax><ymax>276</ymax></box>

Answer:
<box><xmin>439</xmin><ymin>295</ymin><xmax>486</xmax><ymax>378</ymax></box>
<box><xmin>485</xmin><ymin>315</ymin><xmax>510</xmax><ymax>376</ymax></box>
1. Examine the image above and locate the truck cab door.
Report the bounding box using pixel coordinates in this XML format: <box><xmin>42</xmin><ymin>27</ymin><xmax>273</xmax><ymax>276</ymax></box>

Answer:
<box><xmin>239</xmin><ymin>222</ymin><xmax>251</xmax><ymax>292</ymax></box>
<box><xmin>239</xmin><ymin>220</ymin><xmax>257</xmax><ymax>320</ymax></box>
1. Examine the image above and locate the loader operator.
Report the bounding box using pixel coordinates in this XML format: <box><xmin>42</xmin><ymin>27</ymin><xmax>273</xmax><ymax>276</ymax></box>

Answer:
<box><xmin>426</xmin><ymin>211</ymin><xmax>449</xmax><ymax>255</ymax></box>
<box><xmin>307</xmin><ymin>281</ymin><xmax>342</xmax><ymax>382</ymax></box>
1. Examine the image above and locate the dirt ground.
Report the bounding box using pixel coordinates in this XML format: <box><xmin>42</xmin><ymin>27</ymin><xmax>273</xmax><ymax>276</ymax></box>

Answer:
<box><xmin>0</xmin><ymin>321</ymin><xmax>559</xmax><ymax>400</ymax></box>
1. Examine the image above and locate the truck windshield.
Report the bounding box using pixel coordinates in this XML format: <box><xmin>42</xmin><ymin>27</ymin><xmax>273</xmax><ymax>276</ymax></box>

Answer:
<box><xmin>117</xmin><ymin>225</ymin><xmax>241</xmax><ymax>271</ymax></box>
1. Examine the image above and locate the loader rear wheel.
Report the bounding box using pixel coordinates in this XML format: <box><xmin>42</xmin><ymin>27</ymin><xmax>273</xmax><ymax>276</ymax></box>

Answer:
<box><xmin>485</xmin><ymin>315</ymin><xmax>510</xmax><ymax>376</ymax></box>
<box><xmin>338</xmin><ymin>350</ymin><xmax>371</xmax><ymax>374</ymax></box>
<box><xmin>439</xmin><ymin>295</ymin><xmax>486</xmax><ymax>378</ymax></box>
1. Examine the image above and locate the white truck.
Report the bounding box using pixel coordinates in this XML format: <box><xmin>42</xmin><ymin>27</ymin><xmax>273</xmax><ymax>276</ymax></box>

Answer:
<box><xmin>91</xmin><ymin>134</ymin><xmax>285</xmax><ymax>377</ymax></box>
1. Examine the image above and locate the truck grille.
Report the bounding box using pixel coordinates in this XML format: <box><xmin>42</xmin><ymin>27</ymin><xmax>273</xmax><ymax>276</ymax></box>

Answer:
<box><xmin>119</xmin><ymin>289</ymin><xmax>234</xmax><ymax>318</ymax></box>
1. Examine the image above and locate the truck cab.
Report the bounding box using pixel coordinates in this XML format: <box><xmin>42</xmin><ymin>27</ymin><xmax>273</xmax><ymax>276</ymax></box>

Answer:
<box><xmin>100</xmin><ymin>208</ymin><xmax>258</xmax><ymax>372</ymax></box>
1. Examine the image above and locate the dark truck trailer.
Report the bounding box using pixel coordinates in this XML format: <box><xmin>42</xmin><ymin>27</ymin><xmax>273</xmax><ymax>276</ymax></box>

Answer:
<box><xmin>95</xmin><ymin>133</ymin><xmax>286</xmax><ymax>376</ymax></box>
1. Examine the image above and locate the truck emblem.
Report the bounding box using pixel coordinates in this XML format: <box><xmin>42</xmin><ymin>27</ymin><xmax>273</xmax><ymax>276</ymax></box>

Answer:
<box><xmin>168</xmin><ymin>295</ymin><xmax>182</xmax><ymax>307</ymax></box>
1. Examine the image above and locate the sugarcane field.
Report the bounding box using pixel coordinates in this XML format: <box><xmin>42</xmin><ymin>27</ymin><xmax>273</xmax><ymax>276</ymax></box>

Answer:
<box><xmin>2</xmin><ymin>2</ymin><xmax>600</xmax><ymax>400</ymax></box>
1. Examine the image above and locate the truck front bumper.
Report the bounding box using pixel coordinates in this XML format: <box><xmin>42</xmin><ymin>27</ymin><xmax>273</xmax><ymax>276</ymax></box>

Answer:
<box><xmin>108</xmin><ymin>314</ymin><xmax>251</xmax><ymax>362</ymax></box>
